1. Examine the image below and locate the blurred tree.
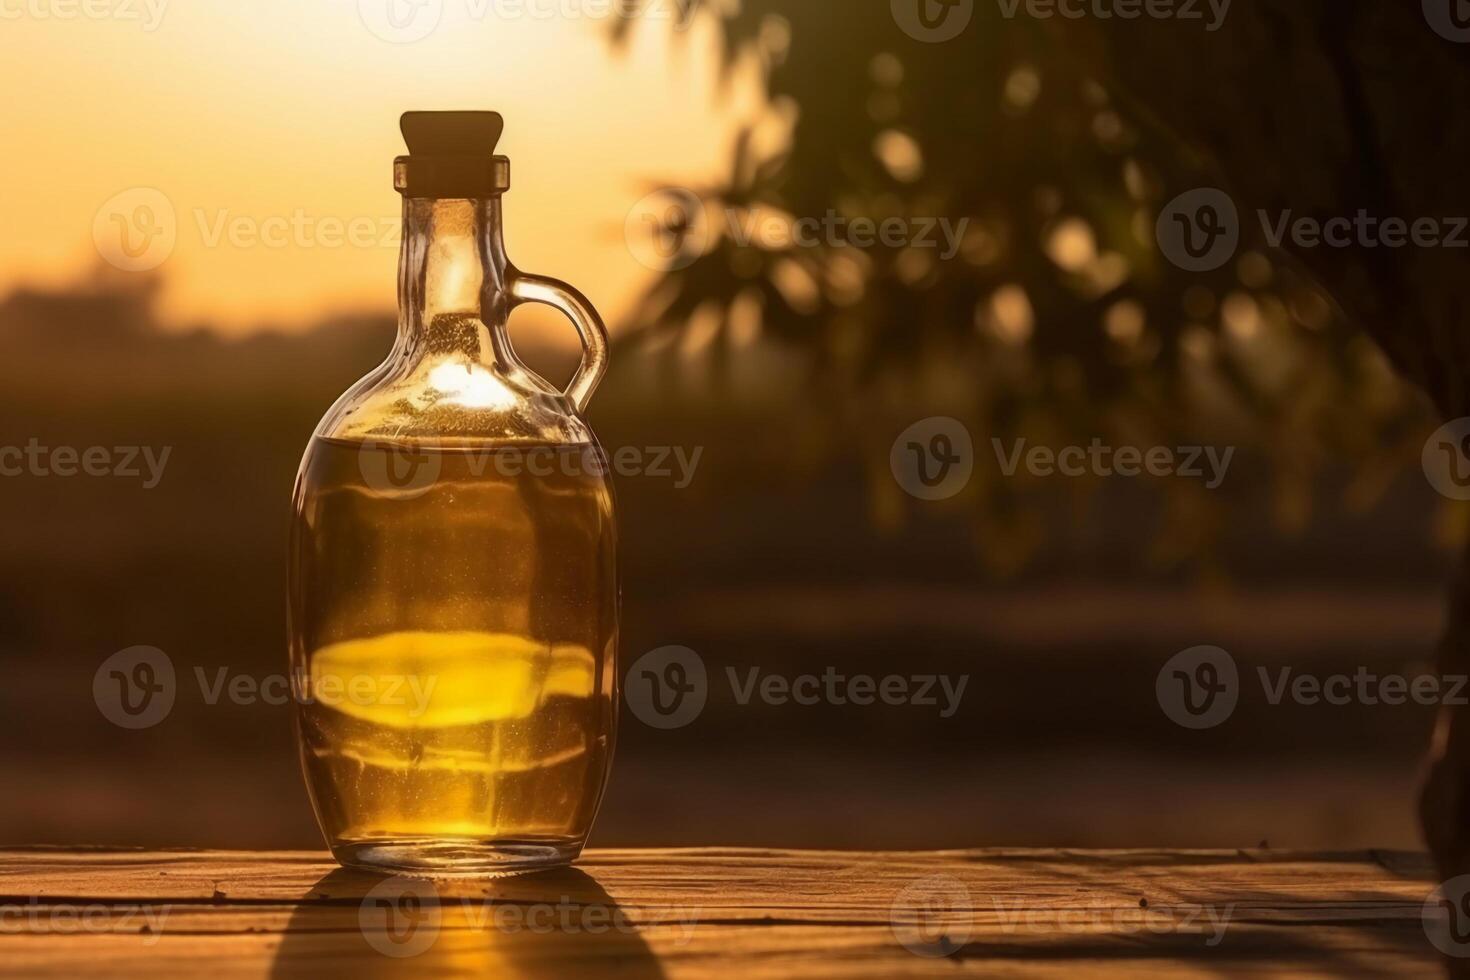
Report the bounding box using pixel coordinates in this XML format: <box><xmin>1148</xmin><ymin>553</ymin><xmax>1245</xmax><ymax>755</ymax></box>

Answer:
<box><xmin>614</xmin><ymin>0</ymin><xmax>1431</xmax><ymax>578</ymax></box>
<box><xmin>1073</xmin><ymin>0</ymin><xmax>1470</xmax><ymax>949</ymax></box>
<box><xmin>618</xmin><ymin>0</ymin><xmax>1470</xmax><ymax>942</ymax></box>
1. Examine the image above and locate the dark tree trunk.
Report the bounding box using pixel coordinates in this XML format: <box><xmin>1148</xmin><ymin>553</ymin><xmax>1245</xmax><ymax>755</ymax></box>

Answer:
<box><xmin>1084</xmin><ymin>0</ymin><xmax>1470</xmax><ymax>412</ymax></box>
<box><xmin>1082</xmin><ymin>0</ymin><xmax>1470</xmax><ymax>965</ymax></box>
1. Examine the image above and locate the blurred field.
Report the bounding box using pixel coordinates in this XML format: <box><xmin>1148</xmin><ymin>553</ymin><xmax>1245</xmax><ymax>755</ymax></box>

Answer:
<box><xmin>0</xmin><ymin>274</ymin><xmax>1454</xmax><ymax>852</ymax></box>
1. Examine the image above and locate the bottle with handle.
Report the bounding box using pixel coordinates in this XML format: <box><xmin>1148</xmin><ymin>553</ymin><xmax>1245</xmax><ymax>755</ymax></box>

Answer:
<box><xmin>288</xmin><ymin>111</ymin><xmax>618</xmax><ymax>875</ymax></box>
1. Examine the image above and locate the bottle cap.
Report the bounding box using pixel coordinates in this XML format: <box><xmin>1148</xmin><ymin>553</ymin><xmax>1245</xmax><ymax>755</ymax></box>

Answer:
<box><xmin>394</xmin><ymin>111</ymin><xmax>511</xmax><ymax>197</ymax></box>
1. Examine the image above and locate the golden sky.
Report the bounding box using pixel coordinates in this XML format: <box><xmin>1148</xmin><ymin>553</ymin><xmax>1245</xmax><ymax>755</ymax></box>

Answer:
<box><xmin>0</xmin><ymin>1</ymin><xmax>761</xmax><ymax>335</ymax></box>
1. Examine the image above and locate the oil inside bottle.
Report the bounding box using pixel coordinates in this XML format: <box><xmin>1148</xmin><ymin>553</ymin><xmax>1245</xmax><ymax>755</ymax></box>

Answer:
<box><xmin>290</xmin><ymin>436</ymin><xmax>617</xmax><ymax>870</ymax></box>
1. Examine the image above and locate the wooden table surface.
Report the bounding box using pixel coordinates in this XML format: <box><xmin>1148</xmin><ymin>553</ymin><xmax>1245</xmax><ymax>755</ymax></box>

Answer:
<box><xmin>0</xmin><ymin>847</ymin><xmax>1449</xmax><ymax>977</ymax></box>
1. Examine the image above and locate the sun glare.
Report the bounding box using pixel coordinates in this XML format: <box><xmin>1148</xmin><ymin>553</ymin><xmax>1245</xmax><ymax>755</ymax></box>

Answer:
<box><xmin>0</xmin><ymin>2</ymin><xmax>761</xmax><ymax>336</ymax></box>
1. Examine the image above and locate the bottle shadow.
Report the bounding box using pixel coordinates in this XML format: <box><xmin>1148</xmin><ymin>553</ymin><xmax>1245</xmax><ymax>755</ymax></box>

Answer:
<box><xmin>270</xmin><ymin>865</ymin><xmax>669</xmax><ymax>979</ymax></box>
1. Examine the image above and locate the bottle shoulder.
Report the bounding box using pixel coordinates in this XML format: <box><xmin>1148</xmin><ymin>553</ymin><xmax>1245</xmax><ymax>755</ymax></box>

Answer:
<box><xmin>315</xmin><ymin>352</ymin><xmax>596</xmax><ymax>449</ymax></box>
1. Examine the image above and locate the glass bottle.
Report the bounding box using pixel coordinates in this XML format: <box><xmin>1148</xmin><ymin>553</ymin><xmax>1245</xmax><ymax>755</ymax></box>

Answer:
<box><xmin>288</xmin><ymin>112</ymin><xmax>618</xmax><ymax>875</ymax></box>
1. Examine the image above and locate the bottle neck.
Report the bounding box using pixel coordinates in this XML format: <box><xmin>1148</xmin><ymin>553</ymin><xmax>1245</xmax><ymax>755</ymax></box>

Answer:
<box><xmin>396</xmin><ymin>196</ymin><xmax>512</xmax><ymax>362</ymax></box>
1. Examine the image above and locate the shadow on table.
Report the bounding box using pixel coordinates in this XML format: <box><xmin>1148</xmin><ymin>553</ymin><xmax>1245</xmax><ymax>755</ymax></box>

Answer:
<box><xmin>270</xmin><ymin>866</ymin><xmax>669</xmax><ymax>979</ymax></box>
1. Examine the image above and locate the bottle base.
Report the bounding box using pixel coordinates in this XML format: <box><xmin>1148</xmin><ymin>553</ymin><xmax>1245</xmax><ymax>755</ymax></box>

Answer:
<box><xmin>331</xmin><ymin>838</ymin><xmax>583</xmax><ymax>878</ymax></box>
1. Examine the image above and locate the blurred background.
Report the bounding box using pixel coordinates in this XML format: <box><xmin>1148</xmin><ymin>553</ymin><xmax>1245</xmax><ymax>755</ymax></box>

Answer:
<box><xmin>0</xmin><ymin>1</ymin><xmax>1458</xmax><ymax>852</ymax></box>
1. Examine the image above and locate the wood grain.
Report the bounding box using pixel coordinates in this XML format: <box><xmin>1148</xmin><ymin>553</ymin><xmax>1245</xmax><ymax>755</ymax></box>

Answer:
<box><xmin>0</xmin><ymin>848</ymin><xmax>1445</xmax><ymax>977</ymax></box>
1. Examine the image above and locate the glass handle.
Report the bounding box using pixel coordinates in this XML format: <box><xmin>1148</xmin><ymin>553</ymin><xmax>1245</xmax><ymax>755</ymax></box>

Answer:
<box><xmin>508</xmin><ymin>271</ymin><xmax>609</xmax><ymax>413</ymax></box>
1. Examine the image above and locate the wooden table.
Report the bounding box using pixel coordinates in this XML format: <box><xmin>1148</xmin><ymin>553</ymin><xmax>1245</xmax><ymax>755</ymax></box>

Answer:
<box><xmin>0</xmin><ymin>847</ymin><xmax>1448</xmax><ymax>977</ymax></box>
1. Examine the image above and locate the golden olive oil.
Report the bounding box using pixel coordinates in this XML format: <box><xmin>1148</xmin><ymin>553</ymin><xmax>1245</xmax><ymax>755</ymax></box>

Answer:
<box><xmin>289</xmin><ymin>437</ymin><xmax>617</xmax><ymax>871</ymax></box>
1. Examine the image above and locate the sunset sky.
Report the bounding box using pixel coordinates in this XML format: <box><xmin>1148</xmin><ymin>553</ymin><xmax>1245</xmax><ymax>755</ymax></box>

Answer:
<box><xmin>0</xmin><ymin>1</ymin><xmax>762</xmax><ymax>336</ymax></box>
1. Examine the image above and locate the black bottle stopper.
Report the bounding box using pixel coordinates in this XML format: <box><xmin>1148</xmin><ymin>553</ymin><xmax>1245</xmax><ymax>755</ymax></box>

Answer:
<box><xmin>394</xmin><ymin>111</ymin><xmax>510</xmax><ymax>198</ymax></box>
